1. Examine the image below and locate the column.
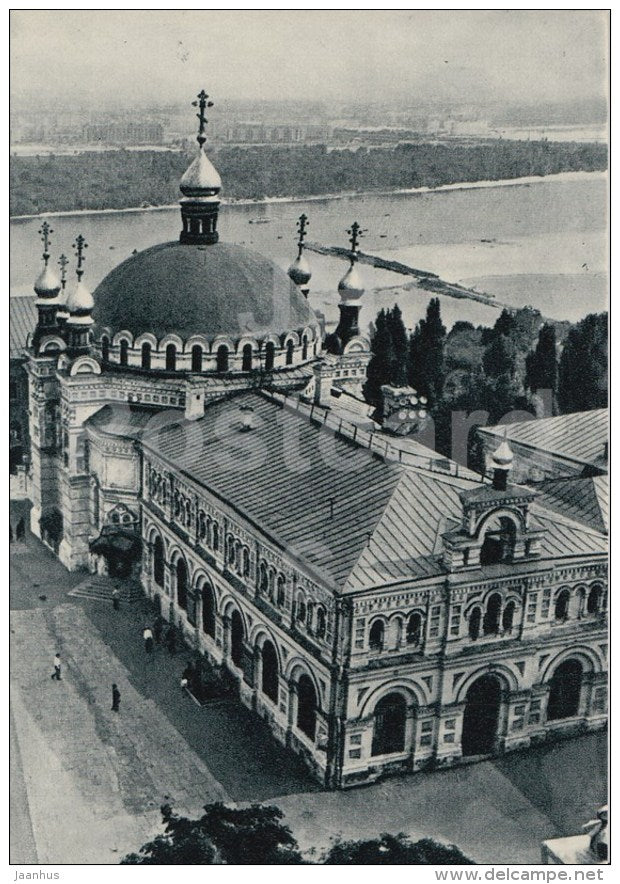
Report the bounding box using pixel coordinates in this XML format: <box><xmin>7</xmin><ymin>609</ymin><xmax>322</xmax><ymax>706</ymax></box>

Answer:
<box><xmin>285</xmin><ymin>679</ymin><xmax>298</xmax><ymax>747</ymax></box>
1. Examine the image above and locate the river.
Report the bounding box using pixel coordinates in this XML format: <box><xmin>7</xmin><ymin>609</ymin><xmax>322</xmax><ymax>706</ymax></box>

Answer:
<box><xmin>10</xmin><ymin>171</ymin><xmax>607</xmax><ymax>332</ymax></box>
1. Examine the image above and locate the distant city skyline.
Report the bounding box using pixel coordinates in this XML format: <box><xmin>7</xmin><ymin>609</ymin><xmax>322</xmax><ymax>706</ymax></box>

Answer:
<box><xmin>11</xmin><ymin>10</ymin><xmax>608</xmax><ymax>114</ymax></box>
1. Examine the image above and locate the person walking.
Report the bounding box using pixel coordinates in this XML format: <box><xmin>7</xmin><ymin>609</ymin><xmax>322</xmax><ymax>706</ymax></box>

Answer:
<box><xmin>111</xmin><ymin>683</ymin><xmax>121</xmax><ymax>712</ymax></box>
<box><xmin>50</xmin><ymin>653</ymin><xmax>62</xmax><ymax>681</ymax></box>
<box><xmin>112</xmin><ymin>587</ymin><xmax>120</xmax><ymax>611</ymax></box>
<box><xmin>143</xmin><ymin>626</ymin><xmax>154</xmax><ymax>653</ymax></box>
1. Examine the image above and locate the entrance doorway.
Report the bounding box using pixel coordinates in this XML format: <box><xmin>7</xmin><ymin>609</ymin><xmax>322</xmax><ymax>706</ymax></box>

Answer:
<box><xmin>462</xmin><ymin>674</ymin><xmax>502</xmax><ymax>756</ymax></box>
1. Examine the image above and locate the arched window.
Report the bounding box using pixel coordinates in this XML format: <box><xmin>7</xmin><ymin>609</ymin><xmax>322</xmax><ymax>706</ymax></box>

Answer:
<box><xmin>242</xmin><ymin>547</ymin><xmax>251</xmax><ymax>578</ymax></box>
<box><xmin>201</xmin><ymin>582</ymin><xmax>216</xmax><ymax>638</ymax></box>
<box><xmin>242</xmin><ymin>343</ymin><xmax>253</xmax><ymax>372</ymax></box>
<box><xmin>587</xmin><ymin>585</ymin><xmax>602</xmax><ymax>615</ymax></box>
<box><xmin>227</xmin><ymin>535</ymin><xmax>235</xmax><ymax>566</ymax></box>
<box><xmin>502</xmin><ymin>601</ymin><xmax>516</xmax><ymax>634</ymax></box>
<box><xmin>212</xmin><ymin>521</ymin><xmax>219</xmax><ymax>552</ymax></box>
<box><xmin>259</xmin><ymin>561</ymin><xmax>269</xmax><ymax>594</ymax></box>
<box><xmin>547</xmin><ymin>659</ymin><xmax>583</xmax><ymax>720</ymax></box>
<box><xmin>555</xmin><ymin>589</ymin><xmax>570</xmax><ymax>622</ymax></box>
<box><xmin>302</xmin><ymin>336</ymin><xmax>308</xmax><ymax>360</ymax></box>
<box><xmin>297</xmin><ymin>674</ymin><xmax>317</xmax><ymax>740</ymax></box>
<box><xmin>175</xmin><ymin>558</ymin><xmax>188</xmax><ymax>611</ymax></box>
<box><xmin>184</xmin><ymin>500</ymin><xmax>191</xmax><ymax>527</ymax></box>
<box><xmin>306</xmin><ymin>601</ymin><xmax>314</xmax><ymax>630</ymax></box>
<box><xmin>191</xmin><ymin>345</ymin><xmax>203</xmax><ymax>372</ymax></box>
<box><xmin>119</xmin><ymin>339</ymin><xmax>129</xmax><ymax>366</ymax></box>
<box><xmin>372</xmin><ymin>693</ymin><xmax>407</xmax><ymax>756</ymax></box>
<box><xmin>141</xmin><ymin>342</ymin><xmax>151</xmax><ymax>369</ymax></box>
<box><xmin>480</xmin><ymin>516</ymin><xmax>516</xmax><ymax>566</ymax></box>
<box><xmin>483</xmin><ymin>593</ymin><xmax>502</xmax><ymax>636</ymax></box>
<box><xmin>315</xmin><ymin>606</ymin><xmax>326</xmax><ymax>639</ymax></box>
<box><xmin>101</xmin><ymin>336</ymin><xmax>109</xmax><ymax>362</ymax></box>
<box><xmin>406</xmin><ymin>612</ymin><xmax>422</xmax><ymax>645</ymax></box>
<box><xmin>230</xmin><ymin>610</ymin><xmax>244</xmax><ymax>668</ymax></box>
<box><xmin>261</xmin><ymin>640</ymin><xmax>279</xmax><ymax>703</ymax></box>
<box><xmin>276</xmin><ymin>573</ymin><xmax>286</xmax><ymax>607</ymax></box>
<box><xmin>165</xmin><ymin>343</ymin><xmax>176</xmax><ymax>372</ymax></box>
<box><xmin>296</xmin><ymin>597</ymin><xmax>306</xmax><ymax>623</ymax></box>
<box><xmin>265</xmin><ymin>341</ymin><xmax>275</xmax><ymax>371</ymax></box>
<box><xmin>198</xmin><ymin>510</ymin><xmax>207</xmax><ymax>540</ymax></box>
<box><xmin>153</xmin><ymin>536</ymin><xmax>164</xmax><ymax>587</ymax></box>
<box><xmin>369</xmin><ymin>619</ymin><xmax>385</xmax><ymax>651</ymax></box>
<box><xmin>286</xmin><ymin>339</ymin><xmax>294</xmax><ymax>365</ymax></box>
<box><xmin>469</xmin><ymin>606</ymin><xmax>482</xmax><ymax>640</ymax></box>
<box><xmin>216</xmin><ymin>345</ymin><xmax>228</xmax><ymax>373</ymax></box>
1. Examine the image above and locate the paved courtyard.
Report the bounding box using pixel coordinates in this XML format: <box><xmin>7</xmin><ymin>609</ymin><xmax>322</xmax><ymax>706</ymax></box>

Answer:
<box><xmin>10</xmin><ymin>532</ymin><xmax>607</xmax><ymax>864</ymax></box>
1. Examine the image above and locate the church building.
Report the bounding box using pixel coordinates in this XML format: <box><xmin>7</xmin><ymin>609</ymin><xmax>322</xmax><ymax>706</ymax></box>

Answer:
<box><xmin>24</xmin><ymin>92</ymin><xmax>608</xmax><ymax>789</ymax></box>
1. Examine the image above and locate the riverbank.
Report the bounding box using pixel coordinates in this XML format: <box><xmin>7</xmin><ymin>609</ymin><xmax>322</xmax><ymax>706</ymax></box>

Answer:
<box><xmin>10</xmin><ymin>169</ymin><xmax>606</xmax><ymax>221</ymax></box>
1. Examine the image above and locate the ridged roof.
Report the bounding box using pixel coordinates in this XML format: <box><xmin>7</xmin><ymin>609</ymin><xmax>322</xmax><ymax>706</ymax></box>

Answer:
<box><xmin>535</xmin><ymin>475</ymin><xmax>609</xmax><ymax>534</ymax></box>
<box><xmin>92</xmin><ymin>241</ymin><xmax>316</xmax><ymax>341</ymax></box>
<box><xmin>481</xmin><ymin>410</ymin><xmax>608</xmax><ymax>470</ymax></box>
<box><xmin>90</xmin><ymin>392</ymin><xmax>606</xmax><ymax>593</ymax></box>
<box><xmin>10</xmin><ymin>296</ymin><xmax>37</xmax><ymax>359</ymax></box>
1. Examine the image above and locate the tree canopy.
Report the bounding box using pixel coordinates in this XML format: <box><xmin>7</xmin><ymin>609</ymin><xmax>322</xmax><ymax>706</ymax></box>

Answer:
<box><xmin>558</xmin><ymin>312</ymin><xmax>608</xmax><ymax>414</ymax></box>
<box><xmin>322</xmin><ymin>834</ymin><xmax>474</xmax><ymax>865</ymax></box>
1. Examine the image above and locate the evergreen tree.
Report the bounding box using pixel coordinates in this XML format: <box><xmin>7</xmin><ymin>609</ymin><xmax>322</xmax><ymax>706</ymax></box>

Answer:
<box><xmin>525</xmin><ymin>323</ymin><xmax>558</xmax><ymax>397</ymax></box>
<box><xmin>386</xmin><ymin>303</ymin><xmax>409</xmax><ymax>386</ymax></box>
<box><xmin>363</xmin><ymin>309</ymin><xmax>394</xmax><ymax>416</ymax></box>
<box><xmin>558</xmin><ymin>313</ymin><xmax>608</xmax><ymax>413</ymax></box>
<box><xmin>482</xmin><ymin>333</ymin><xmax>517</xmax><ymax>379</ymax></box>
<box><xmin>407</xmin><ymin>297</ymin><xmax>447</xmax><ymax>406</ymax></box>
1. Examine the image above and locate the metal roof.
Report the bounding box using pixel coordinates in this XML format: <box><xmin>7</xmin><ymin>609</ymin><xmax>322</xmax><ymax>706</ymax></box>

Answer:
<box><xmin>534</xmin><ymin>475</ymin><xmax>609</xmax><ymax>535</ymax></box>
<box><xmin>126</xmin><ymin>391</ymin><xmax>607</xmax><ymax>593</ymax></box>
<box><xmin>10</xmin><ymin>295</ymin><xmax>37</xmax><ymax>360</ymax></box>
<box><xmin>480</xmin><ymin>410</ymin><xmax>608</xmax><ymax>471</ymax></box>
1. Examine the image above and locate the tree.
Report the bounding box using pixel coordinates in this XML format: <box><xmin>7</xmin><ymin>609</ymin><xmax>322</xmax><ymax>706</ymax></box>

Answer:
<box><xmin>558</xmin><ymin>313</ymin><xmax>608</xmax><ymax>414</ymax></box>
<box><xmin>407</xmin><ymin>297</ymin><xmax>447</xmax><ymax>406</ymax></box>
<box><xmin>322</xmin><ymin>834</ymin><xmax>474</xmax><ymax>865</ymax></box>
<box><xmin>122</xmin><ymin>803</ymin><xmax>304</xmax><ymax>865</ymax></box>
<box><xmin>363</xmin><ymin>305</ymin><xmax>408</xmax><ymax>416</ymax></box>
<box><xmin>525</xmin><ymin>323</ymin><xmax>558</xmax><ymax>395</ymax></box>
<box><xmin>482</xmin><ymin>333</ymin><xmax>517</xmax><ymax>379</ymax></box>
<box><xmin>121</xmin><ymin>804</ymin><xmax>218</xmax><ymax>864</ymax></box>
<box><xmin>386</xmin><ymin>303</ymin><xmax>409</xmax><ymax>386</ymax></box>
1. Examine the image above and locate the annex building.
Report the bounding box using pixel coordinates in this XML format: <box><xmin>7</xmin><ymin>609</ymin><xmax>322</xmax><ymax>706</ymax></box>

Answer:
<box><xmin>22</xmin><ymin>93</ymin><xmax>608</xmax><ymax>789</ymax></box>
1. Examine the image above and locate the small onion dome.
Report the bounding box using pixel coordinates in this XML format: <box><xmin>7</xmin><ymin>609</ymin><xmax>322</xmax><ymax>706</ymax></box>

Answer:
<box><xmin>180</xmin><ymin>148</ymin><xmax>221</xmax><ymax>198</ymax></box>
<box><xmin>492</xmin><ymin>434</ymin><xmax>514</xmax><ymax>469</ymax></box>
<box><xmin>338</xmin><ymin>261</ymin><xmax>365</xmax><ymax>301</ymax></box>
<box><xmin>66</xmin><ymin>280</ymin><xmax>94</xmax><ymax>316</ymax></box>
<box><xmin>288</xmin><ymin>253</ymin><xmax>312</xmax><ymax>287</ymax></box>
<box><xmin>56</xmin><ymin>288</ymin><xmax>70</xmax><ymax>320</ymax></box>
<box><xmin>34</xmin><ymin>264</ymin><xmax>61</xmax><ymax>297</ymax></box>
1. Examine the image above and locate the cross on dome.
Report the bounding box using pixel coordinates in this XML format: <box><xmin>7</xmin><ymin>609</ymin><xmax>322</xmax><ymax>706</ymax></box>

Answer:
<box><xmin>73</xmin><ymin>235</ymin><xmax>88</xmax><ymax>281</ymax></box>
<box><xmin>38</xmin><ymin>220</ymin><xmax>53</xmax><ymax>265</ymax></box>
<box><xmin>192</xmin><ymin>89</ymin><xmax>214</xmax><ymax>146</ymax></box>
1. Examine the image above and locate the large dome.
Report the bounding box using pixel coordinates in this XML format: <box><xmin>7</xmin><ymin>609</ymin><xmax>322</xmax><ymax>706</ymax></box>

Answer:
<box><xmin>93</xmin><ymin>241</ymin><xmax>316</xmax><ymax>341</ymax></box>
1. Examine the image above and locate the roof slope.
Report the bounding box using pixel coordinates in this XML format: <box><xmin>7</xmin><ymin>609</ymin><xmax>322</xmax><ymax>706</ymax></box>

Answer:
<box><xmin>481</xmin><ymin>409</ymin><xmax>608</xmax><ymax>470</ymax></box>
<box><xmin>92</xmin><ymin>240</ymin><xmax>316</xmax><ymax>341</ymax></box>
<box><xmin>10</xmin><ymin>295</ymin><xmax>37</xmax><ymax>359</ymax></box>
<box><xmin>534</xmin><ymin>475</ymin><xmax>609</xmax><ymax>534</ymax></box>
<box><xmin>136</xmin><ymin>392</ymin><xmax>607</xmax><ymax>593</ymax></box>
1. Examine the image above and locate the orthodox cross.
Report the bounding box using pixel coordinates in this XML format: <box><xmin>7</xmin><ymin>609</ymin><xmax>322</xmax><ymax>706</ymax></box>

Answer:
<box><xmin>347</xmin><ymin>221</ymin><xmax>365</xmax><ymax>258</ymax></box>
<box><xmin>58</xmin><ymin>254</ymin><xmax>69</xmax><ymax>290</ymax></box>
<box><xmin>296</xmin><ymin>213</ymin><xmax>309</xmax><ymax>256</ymax></box>
<box><xmin>191</xmin><ymin>89</ymin><xmax>214</xmax><ymax>146</ymax></box>
<box><xmin>73</xmin><ymin>235</ymin><xmax>88</xmax><ymax>281</ymax></box>
<box><xmin>38</xmin><ymin>221</ymin><xmax>53</xmax><ymax>265</ymax></box>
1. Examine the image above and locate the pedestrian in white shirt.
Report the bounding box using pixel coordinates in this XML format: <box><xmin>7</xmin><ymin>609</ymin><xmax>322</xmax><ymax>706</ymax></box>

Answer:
<box><xmin>143</xmin><ymin>626</ymin><xmax>154</xmax><ymax>653</ymax></box>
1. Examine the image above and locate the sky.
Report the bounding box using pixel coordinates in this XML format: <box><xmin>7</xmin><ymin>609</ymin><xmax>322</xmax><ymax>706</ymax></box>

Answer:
<box><xmin>10</xmin><ymin>10</ymin><xmax>609</xmax><ymax>111</ymax></box>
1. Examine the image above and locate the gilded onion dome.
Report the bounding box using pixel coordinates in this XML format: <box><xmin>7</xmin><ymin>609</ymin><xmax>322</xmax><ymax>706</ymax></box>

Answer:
<box><xmin>34</xmin><ymin>264</ymin><xmax>61</xmax><ymax>298</ymax></box>
<box><xmin>337</xmin><ymin>261</ymin><xmax>365</xmax><ymax>301</ymax></box>
<box><xmin>180</xmin><ymin>148</ymin><xmax>222</xmax><ymax>197</ymax></box>
<box><xmin>288</xmin><ymin>252</ymin><xmax>312</xmax><ymax>287</ymax></box>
